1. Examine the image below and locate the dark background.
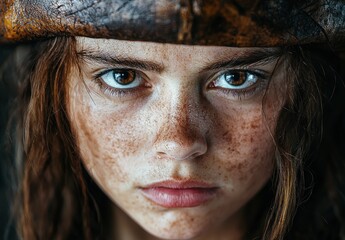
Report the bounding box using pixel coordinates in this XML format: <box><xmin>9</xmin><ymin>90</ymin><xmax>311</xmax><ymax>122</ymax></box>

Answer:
<box><xmin>1</xmin><ymin>45</ymin><xmax>19</xmax><ymax>240</ymax></box>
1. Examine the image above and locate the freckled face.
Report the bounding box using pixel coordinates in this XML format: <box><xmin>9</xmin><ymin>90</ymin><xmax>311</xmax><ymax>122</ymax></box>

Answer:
<box><xmin>68</xmin><ymin>37</ymin><xmax>286</xmax><ymax>239</ymax></box>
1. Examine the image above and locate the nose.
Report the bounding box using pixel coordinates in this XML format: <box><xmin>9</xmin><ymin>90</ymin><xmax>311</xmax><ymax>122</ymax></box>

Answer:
<box><xmin>153</xmin><ymin>93</ymin><xmax>208</xmax><ymax>161</ymax></box>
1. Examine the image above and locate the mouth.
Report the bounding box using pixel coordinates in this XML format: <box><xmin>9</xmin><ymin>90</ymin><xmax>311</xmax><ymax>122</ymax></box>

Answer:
<box><xmin>140</xmin><ymin>180</ymin><xmax>219</xmax><ymax>208</ymax></box>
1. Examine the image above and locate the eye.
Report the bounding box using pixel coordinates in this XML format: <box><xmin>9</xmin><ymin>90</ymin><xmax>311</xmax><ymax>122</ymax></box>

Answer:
<box><xmin>211</xmin><ymin>70</ymin><xmax>260</xmax><ymax>90</ymax></box>
<box><xmin>99</xmin><ymin>69</ymin><xmax>143</xmax><ymax>89</ymax></box>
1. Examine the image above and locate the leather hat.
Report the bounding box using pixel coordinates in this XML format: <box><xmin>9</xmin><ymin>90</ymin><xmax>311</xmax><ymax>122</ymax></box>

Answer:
<box><xmin>0</xmin><ymin>0</ymin><xmax>344</xmax><ymax>48</ymax></box>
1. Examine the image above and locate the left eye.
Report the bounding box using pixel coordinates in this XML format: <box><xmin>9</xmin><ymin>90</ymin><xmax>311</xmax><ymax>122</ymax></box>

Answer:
<box><xmin>99</xmin><ymin>69</ymin><xmax>143</xmax><ymax>89</ymax></box>
<box><xmin>212</xmin><ymin>71</ymin><xmax>259</xmax><ymax>89</ymax></box>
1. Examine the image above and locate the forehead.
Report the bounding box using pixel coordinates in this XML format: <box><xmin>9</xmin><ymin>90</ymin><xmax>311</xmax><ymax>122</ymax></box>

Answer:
<box><xmin>76</xmin><ymin>37</ymin><xmax>278</xmax><ymax>62</ymax></box>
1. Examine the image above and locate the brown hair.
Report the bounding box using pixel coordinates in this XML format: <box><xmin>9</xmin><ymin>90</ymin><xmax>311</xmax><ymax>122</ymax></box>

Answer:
<box><xmin>265</xmin><ymin>45</ymin><xmax>345</xmax><ymax>239</ymax></box>
<box><xmin>8</xmin><ymin>37</ymin><xmax>345</xmax><ymax>239</ymax></box>
<box><xmin>14</xmin><ymin>37</ymin><xmax>98</xmax><ymax>240</ymax></box>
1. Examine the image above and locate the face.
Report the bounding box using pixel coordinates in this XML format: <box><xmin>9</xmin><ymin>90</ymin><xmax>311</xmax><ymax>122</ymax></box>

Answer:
<box><xmin>68</xmin><ymin>37</ymin><xmax>287</xmax><ymax>239</ymax></box>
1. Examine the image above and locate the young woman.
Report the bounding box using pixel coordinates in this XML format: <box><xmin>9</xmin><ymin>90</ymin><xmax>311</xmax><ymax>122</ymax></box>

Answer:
<box><xmin>1</xmin><ymin>1</ymin><xmax>345</xmax><ymax>239</ymax></box>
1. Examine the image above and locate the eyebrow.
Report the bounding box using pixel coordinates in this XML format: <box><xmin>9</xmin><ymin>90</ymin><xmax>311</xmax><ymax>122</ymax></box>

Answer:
<box><xmin>200</xmin><ymin>48</ymin><xmax>283</xmax><ymax>72</ymax></box>
<box><xmin>77</xmin><ymin>48</ymin><xmax>282</xmax><ymax>73</ymax></box>
<box><xmin>77</xmin><ymin>50</ymin><xmax>165</xmax><ymax>73</ymax></box>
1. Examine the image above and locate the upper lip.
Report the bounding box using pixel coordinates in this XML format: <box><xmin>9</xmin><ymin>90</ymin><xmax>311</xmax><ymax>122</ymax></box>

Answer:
<box><xmin>141</xmin><ymin>180</ymin><xmax>217</xmax><ymax>189</ymax></box>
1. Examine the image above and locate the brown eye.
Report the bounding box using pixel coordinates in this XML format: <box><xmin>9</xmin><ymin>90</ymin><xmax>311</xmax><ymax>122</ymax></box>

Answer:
<box><xmin>100</xmin><ymin>69</ymin><xmax>143</xmax><ymax>89</ymax></box>
<box><xmin>113</xmin><ymin>70</ymin><xmax>136</xmax><ymax>85</ymax></box>
<box><xmin>212</xmin><ymin>70</ymin><xmax>259</xmax><ymax>90</ymax></box>
<box><xmin>224</xmin><ymin>72</ymin><xmax>247</xmax><ymax>86</ymax></box>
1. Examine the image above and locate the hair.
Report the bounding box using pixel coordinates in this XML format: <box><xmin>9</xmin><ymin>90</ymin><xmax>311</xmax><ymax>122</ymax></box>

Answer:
<box><xmin>3</xmin><ymin>36</ymin><xmax>345</xmax><ymax>240</ymax></box>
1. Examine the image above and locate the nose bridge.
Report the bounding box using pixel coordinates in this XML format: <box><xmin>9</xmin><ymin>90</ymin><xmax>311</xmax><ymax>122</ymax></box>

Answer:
<box><xmin>153</xmin><ymin>85</ymin><xmax>208</xmax><ymax>160</ymax></box>
<box><xmin>170</xmin><ymin>88</ymin><xmax>193</xmax><ymax>129</ymax></box>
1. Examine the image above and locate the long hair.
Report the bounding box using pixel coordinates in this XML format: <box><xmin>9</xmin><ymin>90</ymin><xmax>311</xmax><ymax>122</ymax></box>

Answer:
<box><xmin>12</xmin><ymin>37</ymin><xmax>102</xmax><ymax>240</ymax></box>
<box><xmin>284</xmin><ymin>47</ymin><xmax>345</xmax><ymax>239</ymax></box>
<box><xmin>7</xmin><ymin>37</ymin><xmax>345</xmax><ymax>239</ymax></box>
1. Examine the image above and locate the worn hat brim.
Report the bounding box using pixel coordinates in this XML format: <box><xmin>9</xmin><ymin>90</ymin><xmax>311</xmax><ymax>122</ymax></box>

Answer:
<box><xmin>0</xmin><ymin>0</ymin><xmax>344</xmax><ymax>48</ymax></box>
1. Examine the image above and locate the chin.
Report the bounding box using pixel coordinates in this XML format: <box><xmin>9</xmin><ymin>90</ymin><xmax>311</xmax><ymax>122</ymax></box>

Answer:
<box><xmin>146</xmin><ymin>229</ymin><xmax>203</xmax><ymax>240</ymax></box>
<box><xmin>139</xmin><ymin>216</ymin><xmax>210</xmax><ymax>240</ymax></box>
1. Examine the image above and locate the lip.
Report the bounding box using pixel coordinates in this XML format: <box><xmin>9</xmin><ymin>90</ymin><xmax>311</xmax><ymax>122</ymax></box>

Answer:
<box><xmin>140</xmin><ymin>180</ymin><xmax>218</xmax><ymax>208</ymax></box>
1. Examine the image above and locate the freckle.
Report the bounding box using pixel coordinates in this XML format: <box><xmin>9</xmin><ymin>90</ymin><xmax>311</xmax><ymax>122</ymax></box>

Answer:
<box><xmin>222</xmin><ymin>131</ymin><xmax>232</xmax><ymax>144</ymax></box>
<box><xmin>266</xmin><ymin>103</ymin><xmax>273</xmax><ymax>109</ymax></box>
<box><xmin>236</xmin><ymin>162</ymin><xmax>243</xmax><ymax>171</ymax></box>
<box><xmin>250</xmin><ymin>122</ymin><xmax>259</xmax><ymax>129</ymax></box>
<box><xmin>225</xmin><ymin>164</ymin><xmax>235</xmax><ymax>172</ymax></box>
<box><xmin>222</xmin><ymin>131</ymin><xmax>229</xmax><ymax>137</ymax></box>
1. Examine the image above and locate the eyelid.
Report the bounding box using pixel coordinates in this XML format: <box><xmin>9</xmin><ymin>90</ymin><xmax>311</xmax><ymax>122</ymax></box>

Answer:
<box><xmin>204</xmin><ymin>68</ymin><xmax>271</xmax><ymax>101</ymax></box>
<box><xmin>94</xmin><ymin>68</ymin><xmax>150</xmax><ymax>84</ymax></box>
<box><xmin>90</xmin><ymin>62</ymin><xmax>147</xmax><ymax>76</ymax></box>
<box><xmin>94</xmin><ymin>67</ymin><xmax>140</xmax><ymax>78</ymax></box>
<box><xmin>206</xmin><ymin>68</ymin><xmax>270</xmax><ymax>88</ymax></box>
<box><xmin>90</xmin><ymin>68</ymin><xmax>152</xmax><ymax>100</ymax></box>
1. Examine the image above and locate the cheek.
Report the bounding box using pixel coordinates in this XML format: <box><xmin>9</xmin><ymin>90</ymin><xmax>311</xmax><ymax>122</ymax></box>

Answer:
<box><xmin>68</xmin><ymin>84</ymin><xmax>147</xmax><ymax>189</ymax></box>
<box><xmin>209</xmin><ymin>104</ymin><xmax>278</xmax><ymax>193</ymax></box>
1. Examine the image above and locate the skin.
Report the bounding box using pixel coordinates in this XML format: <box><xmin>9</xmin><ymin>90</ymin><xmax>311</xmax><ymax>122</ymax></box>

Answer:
<box><xmin>67</xmin><ymin>37</ymin><xmax>287</xmax><ymax>240</ymax></box>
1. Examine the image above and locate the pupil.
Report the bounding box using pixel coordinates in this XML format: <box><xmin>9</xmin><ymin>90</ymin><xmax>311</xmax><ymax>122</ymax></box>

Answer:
<box><xmin>225</xmin><ymin>72</ymin><xmax>246</xmax><ymax>86</ymax></box>
<box><xmin>113</xmin><ymin>70</ymin><xmax>135</xmax><ymax>85</ymax></box>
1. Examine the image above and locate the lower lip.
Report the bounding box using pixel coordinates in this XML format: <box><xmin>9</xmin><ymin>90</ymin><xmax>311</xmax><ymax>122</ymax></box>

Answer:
<box><xmin>141</xmin><ymin>187</ymin><xmax>218</xmax><ymax>208</ymax></box>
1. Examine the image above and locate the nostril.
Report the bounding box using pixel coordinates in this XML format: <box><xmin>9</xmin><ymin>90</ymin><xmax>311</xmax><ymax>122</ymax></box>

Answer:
<box><xmin>190</xmin><ymin>151</ymin><xmax>204</xmax><ymax>159</ymax></box>
<box><xmin>154</xmin><ymin>140</ymin><xmax>207</xmax><ymax>161</ymax></box>
<box><xmin>157</xmin><ymin>152</ymin><xmax>165</xmax><ymax>159</ymax></box>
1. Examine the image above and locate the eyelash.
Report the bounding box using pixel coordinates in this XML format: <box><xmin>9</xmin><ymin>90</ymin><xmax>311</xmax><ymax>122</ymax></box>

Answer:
<box><xmin>93</xmin><ymin>69</ymin><xmax>149</xmax><ymax>98</ymax></box>
<box><xmin>207</xmin><ymin>69</ymin><xmax>269</xmax><ymax>100</ymax></box>
<box><xmin>92</xmin><ymin>68</ymin><xmax>269</xmax><ymax>100</ymax></box>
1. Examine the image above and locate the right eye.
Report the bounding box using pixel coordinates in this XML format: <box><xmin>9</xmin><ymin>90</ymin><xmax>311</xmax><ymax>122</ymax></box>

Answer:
<box><xmin>99</xmin><ymin>69</ymin><xmax>144</xmax><ymax>89</ymax></box>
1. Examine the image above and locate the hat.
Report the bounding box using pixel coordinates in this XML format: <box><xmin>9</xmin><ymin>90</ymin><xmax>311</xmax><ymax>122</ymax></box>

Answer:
<box><xmin>0</xmin><ymin>0</ymin><xmax>344</xmax><ymax>48</ymax></box>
